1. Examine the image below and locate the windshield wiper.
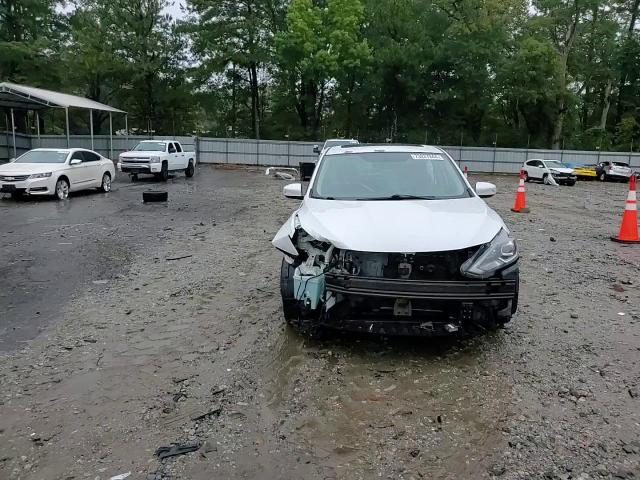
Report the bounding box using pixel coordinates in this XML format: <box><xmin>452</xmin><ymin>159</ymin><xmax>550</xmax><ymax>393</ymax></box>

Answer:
<box><xmin>357</xmin><ymin>194</ymin><xmax>439</xmax><ymax>201</ymax></box>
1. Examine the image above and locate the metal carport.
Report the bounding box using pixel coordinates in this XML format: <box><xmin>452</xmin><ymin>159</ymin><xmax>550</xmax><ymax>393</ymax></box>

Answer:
<box><xmin>0</xmin><ymin>82</ymin><xmax>127</xmax><ymax>159</ymax></box>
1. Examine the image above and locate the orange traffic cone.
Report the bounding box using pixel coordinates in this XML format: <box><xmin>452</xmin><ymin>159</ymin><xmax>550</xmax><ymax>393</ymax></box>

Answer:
<box><xmin>611</xmin><ymin>175</ymin><xmax>640</xmax><ymax>243</ymax></box>
<box><xmin>511</xmin><ymin>170</ymin><xmax>530</xmax><ymax>213</ymax></box>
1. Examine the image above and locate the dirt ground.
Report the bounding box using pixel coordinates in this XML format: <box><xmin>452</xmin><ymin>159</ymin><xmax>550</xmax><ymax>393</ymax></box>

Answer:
<box><xmin>0</xmin><ymin>165</ymin><xmax>639</xmax><ymax>480</ymax></box>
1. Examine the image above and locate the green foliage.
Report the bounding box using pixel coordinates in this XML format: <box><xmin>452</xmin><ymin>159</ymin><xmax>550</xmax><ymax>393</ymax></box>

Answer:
<box><xmin>3</xmin><ymin>0</ymin><xmax>640</xmax><ymax>148</ymax></box>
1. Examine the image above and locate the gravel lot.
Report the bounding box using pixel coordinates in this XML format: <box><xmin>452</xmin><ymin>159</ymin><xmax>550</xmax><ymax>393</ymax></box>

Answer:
<box><xmin>0</xmin><ymin>165</ymin><xmax>639</xmax><ymax>480</ymax></box>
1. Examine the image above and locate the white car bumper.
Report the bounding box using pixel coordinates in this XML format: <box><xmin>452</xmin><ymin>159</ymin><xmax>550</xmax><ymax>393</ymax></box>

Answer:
<box><xmin>0</xmin><ymin>177</ymin><xmax>56</xmax><ymax>195</ymax></box>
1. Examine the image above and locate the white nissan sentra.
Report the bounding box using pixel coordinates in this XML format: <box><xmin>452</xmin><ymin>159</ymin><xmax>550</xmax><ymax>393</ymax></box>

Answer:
<box><xmin>0</xmin><ymin>148</ymin><xmax>115</xmax><ymax>200</ymax></box>
<box><xmin>273</xmin><ymin>144</ymin><xmax>519</xmax><ymax>336</ymax></box>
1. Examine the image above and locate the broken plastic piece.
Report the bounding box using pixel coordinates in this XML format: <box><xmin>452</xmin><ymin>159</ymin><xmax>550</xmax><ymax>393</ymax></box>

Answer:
<box><xmin>109</xmin><ymin>473</ymin><xmax>131</xmax><ymax>480</ymax></box>
<box><xmin>155</xmin><ymin>442</ymin><xmax>200</xmax><ymax>459</ymax></box>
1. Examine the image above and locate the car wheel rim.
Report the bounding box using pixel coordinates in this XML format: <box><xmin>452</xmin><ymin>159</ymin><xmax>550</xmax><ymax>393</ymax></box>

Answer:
<box><xmin>103</xmin><ymin>176</ymin><xmax>111</xmax><ymax>191</ymax></box>
<box><xmin>57</xmin><ymin>182</ymin><xmax>68</xmax><ymax>199</ymax></box>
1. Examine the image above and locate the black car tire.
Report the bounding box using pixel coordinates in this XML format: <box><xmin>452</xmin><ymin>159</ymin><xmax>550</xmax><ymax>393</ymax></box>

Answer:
<box><xmin>185</xmin><ymin>160</ymin><xmax>195</xmax><ymax>178</ymax></box>
<box><xmin>156</xmin><ymin>162</ymin><xmax>169</xmax><ymax>182</ymax></box>
<box><xmin>280</xmin><ymin>258</ymin><xmax>299</xmax><ymax>325</ymax></box>
<box><xmin>130</xmin><ymin>174</ymin><xmax>138</xmax><ymax>182</ymax></box>
<box><xmin>598</xmin><ymin>172</ymin><xmax>606</xmax><ymax>182</ymax></box>
<box><xmin>523</xmin><ymin>171</ymin><xmax>530</xmax><ymax>182</ymax></box>
<box><xmin>566</xmin><ymin>180</ymin><xmax>576</xmax><ymax>186</ymax></box>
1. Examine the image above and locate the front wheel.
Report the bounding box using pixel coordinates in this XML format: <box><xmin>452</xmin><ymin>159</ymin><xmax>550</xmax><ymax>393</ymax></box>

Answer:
<box><xmin>55</xmin><ymin>178</ymin><xmax>69</xmax><ymax>200</ymax></box>
<box><xmin>99</xmin><ymin>173</ymin><xmax>112</xmax><ymax>192</ymax></box>
<box><xmin>156</xmin><ymin>162</ymin><xmax>169</xmax><ymax>182</ymax></box>
<box><xmin>598</xmin><ymin>172</ymin><xmax>606</xmax><ymax>182</ymax></box>
<box><xmin>280</xmin><ymin>258</ymin><xmax>299</xmax><ymax>325</ymax></box>
<box><xmin>185</xmin><ymin>160</ymin><xmax>195</xmax><ymax>178</ymax></box>
<box><xmin>566</xmin><ymin>180</ymin><xmax>576</xmax><ymax>186</ymax></box>
<box><xmin>523</xmin><ymin>171</ymin><xmax>529</xmax><ymax>183</ymax></box>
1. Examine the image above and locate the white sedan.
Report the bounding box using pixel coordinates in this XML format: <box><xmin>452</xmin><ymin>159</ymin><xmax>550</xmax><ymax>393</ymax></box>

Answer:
<box><xmin>0</xmin><ymin>148</ymin><xmax>115</xmax><ymax>200</ymax></box>
<box><xmin>272</xmin><ymin>144</ymin><xmax>519</xmax><ymax>336</ymax></box>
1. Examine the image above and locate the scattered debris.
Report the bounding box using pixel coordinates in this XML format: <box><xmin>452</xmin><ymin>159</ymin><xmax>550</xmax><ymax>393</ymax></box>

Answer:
<box><xmin>166</xmin><ymin>254</ymin><xmax>193</xmax><ymax>261</ymax></box>
<box><xmin>155</xmin><ymin>442</ymin><xmax>200</xmax><ymax>460</ymax></box>
<box><xmin>211</xmin><ymin>386</ymin><xmax>226</xmax><ymax>396</ymax></box>
<box><xmin>109</xmin><ymin>472</ymin><xmax>131</xmax><ymax>480</ymax></box>
<box><xmin>190</xmin><ymin>406</ymin><xmax>222</xmax><ymax>421</ymax></box>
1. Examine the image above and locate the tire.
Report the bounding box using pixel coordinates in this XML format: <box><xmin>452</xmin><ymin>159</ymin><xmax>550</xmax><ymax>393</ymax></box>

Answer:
<box><xmin>130</xmin><ymin>174</ymin><xmax>138</xmax><ymax>183</ymax></box>
<box><xmin>142</xmin><ymin>190</ymin><xmax>168</xmax><ymax>202</ymax></box>
<box><xmin>99</xmin><ymin>173</ymin><xmax>112</xmax><ymax>192</ymax></box>
<box><xmin>598</xmin><ymin>172</ymin><xmax>606</xmax><ymax>182</ymax></box>
<box><xmin>566</xmin><ymin>180</ymin><xmax>576</xmax><ymax>186</ymax></box>
<box><xmin>185</xmin><ymin>160</ymin><xmax>195</xmax><ymax>178</ymax></box>
<box><xmin>280</xmin><ymin>258</ymin><xmax>299</xmax><ymax>325</ymax></box>
<box><xmin>543</xmin><ymin>173</ymin><xmax>550</xmax><ymax>185</ymax></box>
<box><xmin>159</xmin><ymin>162</ymin><xmax>169</xmax><ymax>182</ymax></box>
<box><xmin>10</xmin><ymin>192</ymin><xmax>23</xmax><ymax>200</ymax></box>
<box><xmin>55</xmin><ymin>178</ymin><xmax>69</xmax><ymax>200</ymax></box>
<box><xmin>523</xmin><ymin>171</ymin><xmax>529</xmax><ymax>183</ymax></box>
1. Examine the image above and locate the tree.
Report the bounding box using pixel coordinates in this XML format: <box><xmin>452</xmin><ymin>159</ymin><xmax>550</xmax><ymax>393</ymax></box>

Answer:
<box><xmin>185</xmin><ymin>0</ymin><xmax>286</xmax><ymax>139</ymax></box>
<box><xmin>275</xmin><ymin>0</ymin><xmax>370</xmax><ymax>139</ymax></box>
<box><xmin>69</xmin><ymin>0</ymin><xmax>197</xmax><ymax>134</ymax></box>
<box><xmin>0</xmin><ymin>0</ymin><xmax>63</xmax><ymax>83</ymax></box>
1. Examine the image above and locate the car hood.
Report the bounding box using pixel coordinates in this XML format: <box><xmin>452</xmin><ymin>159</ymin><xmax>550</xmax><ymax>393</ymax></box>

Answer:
<box><xmin>288</xmin><ymin>196</ymin><xmax>504</xmax><ymax>253</ymax></box>
<box><xmin>0</xmin><ymin>162</ymin><xmax>66</xmax><ymax>174</ymax></box>
<box><xmin>550</xmin><ymin>167</ymin><xmax>574</xmax><ymax>174</ymax></box>
<box><xmin>120</xmin><ymin>151</ymin><xmax>163</xmax><ymax>158</ymax></box>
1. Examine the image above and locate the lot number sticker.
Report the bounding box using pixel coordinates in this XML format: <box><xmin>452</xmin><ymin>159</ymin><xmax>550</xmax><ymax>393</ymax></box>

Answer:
<box><xmin>411</xmin><ymin>154</ymin><xmax>444</xmax><ymax>160</ymax></box>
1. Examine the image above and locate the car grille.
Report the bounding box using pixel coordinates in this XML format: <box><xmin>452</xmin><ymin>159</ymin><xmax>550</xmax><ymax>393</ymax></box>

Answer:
<box><xmin>0</xmin><ymin>175</ymin><xmax>30</xmax><ymax>182</ymax></box>
<box><xmin>122</xmin><ymin>158</ymin><xmax>150</xmax><ymax>164</ymax></box>
<box><xmin>340</xmin><ymin>247</ymin><xmax>481</xmax><ymax>281</ymax></box>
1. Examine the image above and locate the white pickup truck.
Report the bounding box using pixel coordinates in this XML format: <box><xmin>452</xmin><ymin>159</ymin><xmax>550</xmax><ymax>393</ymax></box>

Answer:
<box><xmin>117</xmin><ymin>140</ymin><xmax>196</xmax><ymax>181</ymax></box>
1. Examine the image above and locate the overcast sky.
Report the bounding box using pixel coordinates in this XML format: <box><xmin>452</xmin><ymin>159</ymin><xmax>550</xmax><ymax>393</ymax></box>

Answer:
<box><xmin>58</xmin><ymin>0</ymin><xmax>188</xmax><ymax>21</ymax></box>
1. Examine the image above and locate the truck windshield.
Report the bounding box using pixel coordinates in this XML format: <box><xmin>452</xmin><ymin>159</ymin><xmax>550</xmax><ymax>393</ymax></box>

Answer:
<box><xmin>311</xmin><ymin>152</ymin><xmax>470</xmax><ymax>200</ymax></box>
<box><xmin>14</xmin><ymin>151</ymin><xmax>68</xmax><ymax>164</ymax></box>
<box><xmin>133</xmin><ymin>142</ymin><xmax>166</xmax><ymax>152</ymax></box>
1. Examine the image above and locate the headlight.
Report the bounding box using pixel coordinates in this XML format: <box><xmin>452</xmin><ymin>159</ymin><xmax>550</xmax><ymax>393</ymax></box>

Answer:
<box><xmin>460</xmin><ymin>229</ymin><xmax>518</xmax><ymax>279</ymax></box>
<box><xmin>149</xmin><ymin>156</ymin><xmax>161</xmax><ymax>164</ymax></box>
<box><xmin>29</xmin><ymin>172</ymin><xmax>52</xmax><ymax>179</ymax></box>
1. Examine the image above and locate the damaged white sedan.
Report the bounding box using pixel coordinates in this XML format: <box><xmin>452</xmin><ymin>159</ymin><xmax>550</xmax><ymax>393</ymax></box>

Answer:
<box><xmin>273</xmin><ymin>144</ymin><xmax>519</xmax><ymax>336</ymax></box>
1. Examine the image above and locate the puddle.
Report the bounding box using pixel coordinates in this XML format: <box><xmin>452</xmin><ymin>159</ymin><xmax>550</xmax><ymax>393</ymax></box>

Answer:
<box><xmin>262</xmin><ymin>329</ymin><xmax>514</xmax><ymax>477</ymax></box>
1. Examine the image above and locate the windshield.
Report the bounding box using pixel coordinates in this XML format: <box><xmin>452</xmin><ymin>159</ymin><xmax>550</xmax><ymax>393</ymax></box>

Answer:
<box><xmin>311</xmin><ymin>152</ymin><xmax>470</xmax><ymax>200</ymax></box>
<box><xmin>545</xmin><ymin>161</ymin><xmax>568</xmax><ymax>169</ymax></box>
<box><xmin>14</xmin><ymin>150</ymin><xmax>68</xmax><ymax>164</ymax></box>
<box><xmin>323</xmin><ymin>139</ymin><xmax>358</xmax><ymax>150</ymax></box>
<box><xmin>612</xmin><ymin>162</ymin><xmax>630</xmax><ymax>167</ymax></box>
<box><xmin>133</xmin><ymin>142</ymin><xmax>166</xmax><ymax>152</ymax></box>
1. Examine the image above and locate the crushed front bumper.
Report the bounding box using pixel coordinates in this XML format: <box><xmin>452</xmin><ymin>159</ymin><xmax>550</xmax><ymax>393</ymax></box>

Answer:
<box><xmin>320</xmin><ymin>266</ymin><xmax>519</xmax><ymax>335</ymax></box>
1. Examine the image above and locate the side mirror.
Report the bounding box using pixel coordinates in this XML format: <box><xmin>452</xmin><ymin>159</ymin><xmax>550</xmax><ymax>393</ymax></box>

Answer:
<box><xmin>283</xmin><ymin>183</ymin><xmax>304</xmax><ymax>199</ymax></box>
<box><xmin>313</xmin><ymin>145</ymin><xmax>320</xmax><ymax>154</ymax></box>
<box><xmin>476</xmin><ymin>182</ymin><xmax>496</xmax><ymax>198</ymax></box>
<box><xmin>70</xmin><ymin>159</ymin><xmax>82</xmax><ymax>165</ymax></box>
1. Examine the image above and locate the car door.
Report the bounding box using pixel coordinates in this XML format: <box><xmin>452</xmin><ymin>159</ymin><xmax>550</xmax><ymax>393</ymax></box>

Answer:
<box><xmin>66</xmin><ymin>151</ymin><xmax>92</xmax><ymax>190</ymax></box>
<box><xmin>167</xmin><ymin>142</ymin><xmax>178</xmax><ymax>170</ymax></box>
<box><xmin>174</xmin><ymin>142</ymin><xmax>186</xmax><ymax>168</ymax></box>
<box><xmin>525</xmin><ymin>160</ymin><xmax>540</xmax><ymax>179</ymax></box>
<box><xmin>80</xmin><ymin>150</ymin><xmax>103</xmax><ymax>187</ymax></box>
